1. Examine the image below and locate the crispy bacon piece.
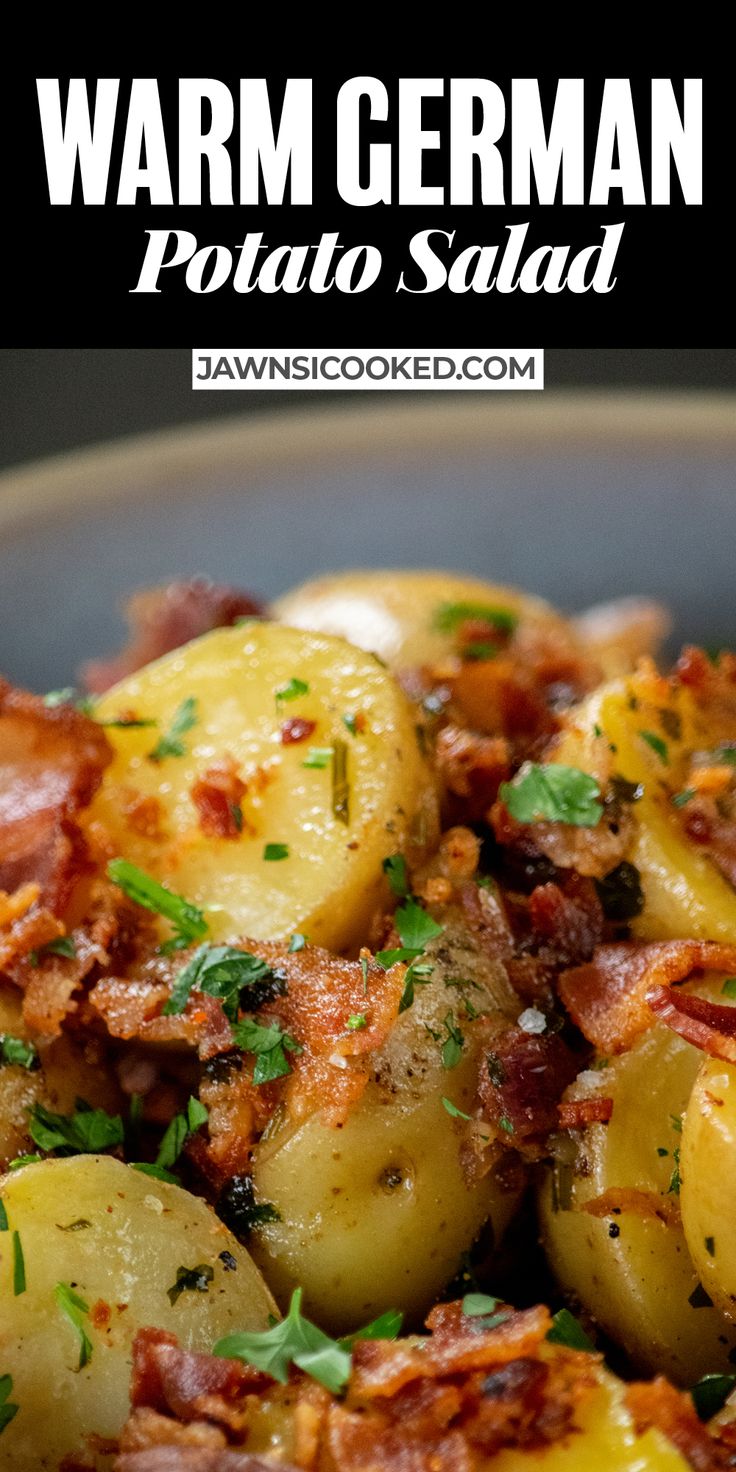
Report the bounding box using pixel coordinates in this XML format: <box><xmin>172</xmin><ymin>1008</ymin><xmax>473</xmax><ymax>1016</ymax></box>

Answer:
<box><xmin>559</xmin><ymin>941</ymin><xmax>736</xmax><ymax>1054</ymax></box>
<box><xmin>0</xmin><ymin>680</ymin><xmax>112</xmax><ymax>916</ymax></box>
<box><xmin>450</xmin><ymin>656</ymin><xmax>559</xmax><ymax>749</ymax></box>
<box><xmin>118</xmin><ymin>1448</ymin><xmax>281</xmax><ymax>1470</ymax></box>
<box><xmin>528</xmin><ymin>875</ymin><xmax>603</xmax><ymax>967</ymax></box>
<box><xmin>626</xmin><ymin>1377</ymin><xmax>734</xmax><ymax>1472</ymax></box>
<box><xmin>191</xmin><ymin>758</ymin><xmax>247</xmax><ymax>840</ymax></box>
<box><xmin>435</xmin><ymin>725</ymin><xmax>510</xmax><ymax>821</ymax></box>
<box><xmin>280</xmin><ymin>717</ymin><xmax>316</xmax><ymax>746</ymax></box>
<box><xmin>491</xmin><ymin>799</ymin><xmax>634</xmax><ymax>883</ymax></box>
<box><xmin>581</xmin><ymin>1187</ymin><xmax>681</xmax><ymax>1228</ymax></box>
<box><xmin>683</xmin><ymin>797</ymin><xmax>736</xmax><ymax>891</ymax></box>
<box><xmin>81</xmin><ymin>578</ymin><xmax>264</xmax><ymax>694</ymax></box>
<box><xmin>647</xmin><ymin>986</ymin><xmax>736</xmax><ymax>1064</ymax></box>
<box><xmin>131</xmin><ymin>1329</ymin><xmax>268</xmax><ymax>1423</ymax></box>
<box><xmin>478</xmin><ymin>1028</ymin><xmax>578</xmax><ymax>1148</ymax></box>
<box><xmin>558</xmin><ymin>1096</ymin><xmax>613</xmax><ymax>1128</ymax></box>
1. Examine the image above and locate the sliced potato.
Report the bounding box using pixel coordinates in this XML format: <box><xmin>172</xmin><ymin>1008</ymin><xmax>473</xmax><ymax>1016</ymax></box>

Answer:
<box><xmin>0</xmin><ymin>1155</ymin><xmax>275</xmax><ymax>1470</ymax></box>
<box><xmin>681</xmin><ymin>1056</ymin><xmax>736</xmax><ymax>1317</ymax></box>
<box><xmin>554</xmin><ymin>669</ymin><xmax>736</xmax><ymax>942</ymax></box>
<box><xmin>251</xmin><ymin>912</ymin><xmax>523</xmax><ymax>1333</ymax></box>
<box><xmin>274</xmin><ymin>569</ymin><xmax>569</xmax><ymax>671</ymax></box>
<box><xmin>84</xmin><ymin>624</ymin><xmax>438</xmax><ymax>950</ymax></box>
<box><xmin>0</xmin><ymin>985</ymin><xmax>122</xmax><ymax>1170</ymax></box>
<box><xmin>539</xmin><ymin>1002</ymin><xmax>736</xmax><ymax>1382</ymax></box>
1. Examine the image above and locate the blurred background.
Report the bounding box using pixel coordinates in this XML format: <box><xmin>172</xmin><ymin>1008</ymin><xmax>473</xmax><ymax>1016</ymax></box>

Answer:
<box><xmin>2</xmin><ymin>348</ymin><xmax>736</xmax><ymax>470</ymax></box>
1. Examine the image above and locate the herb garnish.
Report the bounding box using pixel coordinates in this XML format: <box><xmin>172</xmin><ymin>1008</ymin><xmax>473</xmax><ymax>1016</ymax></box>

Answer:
<box><xmin>668</xmin><ymin>1147</ymin><xmax>681</xmax><ymax>1195</ymax></box>
<box><xmin>639</xmin><ymin>729</ymin><xmax>669</xmax><ymax>764</ymax></box>
<box><xmin>672</xmin><ymin>788</ymin><xmax>696</xmax><ymax>808</ymax></box>
<box><xmin>722</xmin><ymin>979</ymin><xmax>736</xmax><ymax>999</ymax></box>
<box><xmin>7</xmin><ymin>1155</ymin><xmax>42</xmax><ymax>1171</ymax></box>
<box><xmin>690</xmin><ymin>1373</ymin><xmax>736</xmax><ymax>1420</ymax></box>
<box><xmin>0</xmin><ymin>1035</ymin><xmax>38</xmax><ymax>1070</ymax></box>
<box><xmin>231</xmin><ymin>1017</ymin><xmax>302</xmax><ymax>1085</ymax></box>
<box><xmin>500</xmin><ymin>763</ymin><xmax>603</xmax><ymax>828</ymax></box>
<box><xmin>107</xmin><ymin>858</ymin><xmax>208</xmax><ymax>953</ymax></box>
<box><xmin>0</xmin><ymin>1200</ymin><xmax>6</xmax><ymax>1231</ymax></box>
<box><xmin>12</xmin><ymin>1232</ymin><xmax>25</xmax><ymax>1296</ymax></box>
<box><xmin>167</xmin><ymin>1263</ymin><xmax>214</xmax><ymax>1306</ymax></box>
<box><xmin>439</xmin><ymin>1013</ymin><xmax>464</xmax><ymax>1069</ymax></box>
<box><xmin>149</xmin><ymin>1096</ymin><xmax>208</xmax><ymax>1176</ymax></box>
<box><xmin>546</xmin><ymin>1308</ymin><xmax>595</xmax><ymax>1351</ymax></box>
<box><xmin>164</xmin><ymin>944</ymin><xmax>275</xmax><ymax>1020</ymax></box>
<box><xmin>263</xmin><ymin>843</ymin><xmax>289</xmax><ymax>861</ymax></box>
<box><xmin>342</xmin><ymin>713</ymin><xmax>359</xmax><ymax>736</ymax></box>
<box><xmin>275</xmin><ymin>678</ymin><xmax>309</xmax><ymax>709</ymax></box>
<box><xmin>0</xmin><ymin>1375</ymin><xmax>18</xmax><ymax>1435</ymax></box>
<box><xmin>148</xmin><ymin>696</ymin><xmax>198</xmax><ymax>762</ymax></box>
<box><xmin>462</xmin><ymin>1292</ymin><xmax>500</xmax><ymax>1317</ymax></box>
<box><xmin>331</xmin><ymin>738</ymin><xmax>350</xmax><ymax>825</ymax></box>
<box><xmin>55</xmin><ymin>1283</ymin><xmax>93</xmax><ymax>1369</ymax></box>
<box><xmin>29</xmin><ymin>1099</ymin><xmax>124</xmax><ymax>1156</ymax></box>
<box><xmin>29</xmin><ymin>935</ymin><xmax>77</xmax><ymax>968</ymax></box>
<box><xmin>288</xmin><ymin>932</ymin><xmax>307</xmax><ymax>953</ymax></box>
<box><xmin>302</xmin><ymin>748</ymin><xmax>332</xmax><ymax>769</ymax></box>
<box><xmin>214</xmin><ymin>1287</ymin><xmax>400</xmax><ymax>1394</ymax></box>
<box><xmin>433</xmin><ymin>602</ymin><xmax>518</xmax><ymax>635</ymax></box>
<box><xmin>442</xmin><ymin>1097</ymin><xmax>471</xmax><ymax>1120</ymax></box>
<box><xmin>347</xmin><ymin>1014</ymin><xmax>367</xmax><ymax>1030</ymax></box>
<box><xmin>375</xmin><ymin>897</ymin><xmax>443</xmax><ymax>1013</ymax></box>
<box><xmin>216</xmin><ymin>1174</ymin><xmax>281</xmax><ymax>1236</ymax></box>
<box><xmin>382</xmin><ymin>854</ymin><xmax>409</xmax><ymax>898</ymax></box>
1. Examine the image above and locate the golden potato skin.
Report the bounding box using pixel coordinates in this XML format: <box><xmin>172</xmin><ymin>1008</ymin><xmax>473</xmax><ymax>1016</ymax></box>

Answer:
<box><xmin>85</xmin><ymin>623</ymin><xmax>438</xmax><ymax>950</ymax></box>
<box><xmin>681</xmin><ymin>1057</ymin><xmax>736</xmax><ymax>1318</ymax></box>
<box><xmin>274</xmin><ymin>569</ymin><xmax>568</xmax><ymax>671</ymax></box>
<box><xmin>0</xmin><ymin>986</ymin><xmax>122</xmax><ymax>1171</ymax></box>
<box><xmin>251</xmin><ymin>915</ymin><xmax>523</xmax><ymax>1333</ymax></box>
<box><xmin>0</xmin><ymin>1156</ymin><xmax>275</xmax><ymax>1471</ymax></box>
<box><xmin>554</xmin><ymin>673</ymin><xmax>736</xmax><ymax>943</ymax></box>
<box><xmin>539</xmin><ymin>1012</ymin><xmax>736</xmax><ymax>1382</ymax></box>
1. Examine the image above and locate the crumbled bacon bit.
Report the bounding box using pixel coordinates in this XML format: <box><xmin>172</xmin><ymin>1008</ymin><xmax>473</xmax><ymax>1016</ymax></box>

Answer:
<box><xmin>435</xmin><ymin>725</ymin><xmax>510</xmax><ymax>821</ymax></box>
<box><xmin>558</xmin><ymin>1096</ymin><xmax>613</xmax><ymax>1129</ymax></box>
<box><xmin>581</xmin><ymin>1187</ymin><xmax>680</xmax><ymax>1227</ymax></box>
<box><xmin>559</xmin><ymin>941</ymin><xmax>736</xmax><ymax>1054</ymax></box>
<box><xmin>647</xmin><ymin>986</ymin><xmax>736</xmax><ymax>1063</ymax></box>
<box><xmin>626</xmin><ymin>1376</ymin><xmax>734</xmax><ymax>1471</ymax></box>
<box><xmin>191</xmin><ymin>758</ymin><xmax>247</xmax><ymax>840</ymax></box>
<box><xmin>478</xmin><ymin>1027</ymin><xmax>578</xmax><ymax>1149</ymax></box>
<box><xmin>280</xmin><ymin>717</ymin><xmax>316</xmax><ymax>745</ymax></box>
<box><xmin>529</xmin><ymin>875</ymin><xmax>603</xmax><ymax>967</ymax></box>
<box><xmin>119</xmin><ymin>789</ymin><xmax>168</xmax><ymax>841</ymax></box>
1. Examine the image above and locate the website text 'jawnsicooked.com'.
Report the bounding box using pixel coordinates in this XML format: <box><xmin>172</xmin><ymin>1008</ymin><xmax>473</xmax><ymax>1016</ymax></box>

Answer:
<box><xmin>192</xmin><ymin>348</ymin><xmax>543</xmax><ymax>390</ymax></box>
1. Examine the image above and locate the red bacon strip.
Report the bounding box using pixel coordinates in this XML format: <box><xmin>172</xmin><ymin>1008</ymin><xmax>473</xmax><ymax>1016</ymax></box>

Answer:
<box><xmin>478</xmin><ymin>1028</ymin><xmax>579</xmax><ymax>1146</ymax></box>
<box><xmin>558</xmin><ymin>1096</ymin><xmax>613</xmax><ymax>1129</ymax></box>
<box><xmin>647</xmin><ymin>986</ymin><xmax>736</xmax><ymax>1064</ymax></box>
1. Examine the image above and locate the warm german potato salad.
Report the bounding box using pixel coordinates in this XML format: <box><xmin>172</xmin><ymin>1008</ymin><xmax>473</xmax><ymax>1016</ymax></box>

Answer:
<box><xmin>1</xmin><ymin>570</ymin><xmax>736</xmax><ymax>1471</ymax></box>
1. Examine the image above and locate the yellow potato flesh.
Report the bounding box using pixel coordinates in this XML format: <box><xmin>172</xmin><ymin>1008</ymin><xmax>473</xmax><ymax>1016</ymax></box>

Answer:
<box><xmin>85</xmin><ymin>624</ymin><xmax>437</xmax><ymax>950</ymax></box>
<box><xmin>681</xmin><ymin>1057</ymin><xmax>736</xmax><ymax>1318</ymax></box>
<box><xmin>251</xmin><ymin>917</ymin><xmax>522</xmax><ymax>1332</ymax></box>
<box><xmin>0</xmin><ymin>1155</ymin><xmax>275</xmax><ymax>1471</ymax></box>
<box><xmin>0</xmin><ymin>985</ymin><xmax>121</xmax><ymax>1171</ymax></box>
<box><xmin>274</xmin><ymin>569</ymin><xmax>568</xmax><ymax>671</ymax></box>
<box><xmin>554</xmin><ymin>676</ymin><xmax>736</xmax><ymax>942</ymax></box>
<box><xmin>539</xmin><ymin>1006</ymin><xmax>736</xmax><ymax>1382</ymax></box>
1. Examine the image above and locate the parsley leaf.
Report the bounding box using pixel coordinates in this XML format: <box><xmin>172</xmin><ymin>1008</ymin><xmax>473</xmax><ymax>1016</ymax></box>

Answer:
<box><xmin>164</xmin><ymin>944</ymin><xmax>275</xmax><ymax>1020</ymax></box>
<box><xmin>440</xmin><ymin>1012</ymin><xmax>464</xmax><ymax>1069</ymax></box>
<box><xmin>302</xmin><ymin>748</ymin><xmax>332</xmax><ymax>769</ymax></box>
<box><xmin>462</xmin><ymin>1293</ymin><xmax>500</xmax><ymax>1317</ymax></box>
<box><xmin>232</xmin><ymin>1017</ymin><xmax>302</xmax><ymax>1085</ymax></box>
<box><xmin>263</xmin><ymin>843</ymin><xmax>289</xmax><ymax>862</ymax></box>
<box><xmin>275</xmin><ymin>678</ymin><xmax>309</xmax><ymax>707</ymax></box>
<box><xmin>153</xmin><ymin>1096</ymin><xmax>208</xmax><ymax>1173</ymax></box>
<box><xmin>107</xmin><ymin>859</ymin><xmax>208</xmax><ymax>952</ymax></box>
<box><xmin>167</xmin><ymin>1262</ymin><xmax>214</xmax><ymax>1306</ymax></box>
<box><xmin>214</xmin><ymin>1286</ymin><xmax>351</xmax><ymax>1393</ymax></box>
<box><xmin>12</xmin><ymin>1232</ymin><xmax>25</xmax><ymax>1296</ymax></box>
<box><xmin>546</xmin><ymin>1308</ymin><xmax>595</xmax><ymax>1351</ymax></box>
<box><xmin>395</xmin><ymin>897</ymin><xmax>444</xmax><ymax>951</ymax></box>
<box><xmin>0</xmin><ymin>1035</ymin><xmax>38</xmax><ymax>1070</ymax></box>
<box><xmin>668</xmin><ymin>1147</ymin><xmax>681</xmax><ymax>1195</ymax></box>
<box><xmin>382</xmin><ymin>854</ymin><xmax>409</xmax><ymax>898</ymax></box>
<box><xmin>55</xmin><ymin>1283</ymin><xmax>93</xmax><ymax>1368</ymax></box>
<box><xmin>0</xmin><ymin>1201</ymin><xmax>6</xmax><ymax>1231</ymax></box>
<box><xmin>148</xmin><ymin>696</ymin><xmax>198</xmax><ymax>762</ymax></box>
<box><xmin>342</xmin><ymin>712</ymin><xmax>359</xmax><ymax>735</ymax></box>
<box><xmin>0</xmin><ymin>1374</ymin><xmax>19</xmax><ymax>1436</ymax></box>
<box><xmin>29</xmin><ymin>1100</ymin><xmax>124</xmax><ymax>1156</ymax></box>
<box><xmin>672</xmin><ymin>788</ymin><xmax>696</xmax><ymax>808</ymax></box>
<box><xmin>442</xmin><ymin>1097</ymin><xmax>471</xmax><ymax>1120</ymax></box>
<box><xmin>722</xmin><ymin>978</ymin><xmax>736</xmax><ymax>999</ymax></box>
<box><xmin>347</xmin><ymin>1013</ymin><xmax>367</xmax><ymax>1030</ymax></box>
<box><xmin>639</xmin><ymin>729</ymin><xmax>669</xmax><ymax>764</ymax></box>
<box><xmin>690</xmin><ymin>1373</ymin><xmax>736</xmax><ymax>1420</ymax></box>
<box><xmin>288</xmin><ymin>932</ymin><xmax>307</xmax><ymax>952</ymax></box>
<box><xmin>338</xmin><ymin>1308</ymin><xmax>404</xmax><ymax>1350</ymax></box>
<box><xmin>500</xmin><ymin>763</ymin><xmax>603</xmax><ymax>827</ymax></box>
<box><xmin>433</xmin><ymin>602</ymin><xmax>518</xmax><ymax>635</ymax></box>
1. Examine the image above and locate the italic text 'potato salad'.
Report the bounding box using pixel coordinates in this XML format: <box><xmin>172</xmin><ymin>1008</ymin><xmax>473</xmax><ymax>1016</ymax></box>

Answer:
<box><xmin>2</xmin><ymin>569</ymin><xmax>736</xmax><ymax>1471</ymax></box>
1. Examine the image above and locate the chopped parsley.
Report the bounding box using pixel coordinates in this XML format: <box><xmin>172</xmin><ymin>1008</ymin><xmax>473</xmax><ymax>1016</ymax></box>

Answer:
<box><xmin>215</xmin><ymin>1287</ymin><xmax>355</xmax><ymax>1393</ymax></box>
<box><xmin>107</xmin><ymin>858</ymin><xmax>208</xmax><ymax>953</ymax></box>
<box><xmin>376</xmin><ymin>897</ymin><xmax>443</xmax><ymax>1013</ymax></box>
<box><xmin>639</xmin><ymin>729</ymin><xmax>669</xmax><ymax>764</ymax></box>
<box><xmin>347</xmin><ymin>1014</ymin><xmax>367</xmax><ymax>1030</ymax></box>
<box><xmin>0</xmin><ymin>1200</ymin><xmax>6</xmax><ymax>1231</ymax></box>
<box><xmin>98</xmin><ymin>715</ymin><xmax>157</xmax><ymax>729</ymax></box>
<box><xmin>442</xmin><ymin>1097</ymin><xmax>471</xmax><ymax>1120</ymax></box>
<box><xmin>0</xmin><ymin>1035</ymin><xmax>38</xmax><ymax>1070</ymax></box>
<box><xmin>382</xmin><ymin>854</ymin><xmax>409</xmax><ymax>898</ymax></box>
<box><xmin>167</xmin><ymin>1263</ymin><xmax>214</xmax><ymax>1306</ymax></box>
<box><xmin>148</xmin><ymin>696</ymin><xmax>198</xmax><ymax>762</ymax></box>
<box><xmin>164</xmin><ymin>944</ymin><xmax>275</xmax><ymax>1021</ymax></box>
<box><xmin>33</xmin><ymin>935</ymin><xmax>77</xmax><ymax>964</ymax></box>
<box><xmin>713</xmin><ymin>744</ymin><xmax>736</xmax><ymax>766</ymax></box>
<box><xmin>546</xmin><ymin>1308</ymin><xmax>595</xmax><ymax>1351</ymax></box>
<box><xmin>668</xmin><ymin>1147</ymin><xmax>681</xmax><ymax>1195</ymax></box>
<box><xmin>12</xmin><ymin>1232</ymin><xmax>25</xmax><ymax>1296</ymax></box>
<box><xmin>499</xmin><ymin>1116</ymin><xmax>515</xmax><ymax>1135</ymax></box>
<box><xmin>43</xmin><ymin>687</ymin><xmax>77</xmax><ymax>707</ymax></box>
<box><xmin>152</xmin><ymin>1096</ymin><xmax>208</xmax><ymax>1174</ymax></box>
<box><xmin>331</xmin><ymin>738</ymin><xmax>350</xmax><ymax>826</ymax></box>
<box><xmin>690</xmin><ymin>1373</ymin><xmax>736</xmax><ymax>1420</ymax></box>
<box><xmin>275</xmin><ymin>678</ymin><xmax>309</xmax><ymax>708</ymax></box>
<box><xmin>722</xmin><ymin>978</ymin><xmax>736</xmax><ymax>999</ymax></box>
<box><xmin>288</xmin><ymin>932</ymin><xmax>307</xmax><ymax>953</ymax></box>
<box><xmin>440</xmin><ymin>1013</ymin><xmax>464</xmax><ymax>1069</ymax></box>
<box><xmin>232</xmin><ymin>1017</ymin><xmax>302</xmax><ymax>1085</ymax></box>
<box><xmin>433</xmin><ymin>601</ymin><xmax>518</xmax><ymax>635</ymax></box>
<box><xmin>0</xmin><ymin>1374</ymin><xmax>18</xmax><ymax>1435</ymax></box>
<box><xmin>302</xmin><ymin>747</ymin><xmax>332</xmax><ymax>769</ymax></box>
<box><xmin>263</xmin><ymin>843</ymin><xmax>289</xmax><ymax>861</ymax></box>
<box><xmin>342</xmin><ymin>713</ymin><xmax>359</xmax><ymax>736</ymax></box>
<box><xmin>462</xmin><ymin>641</ymin><xmax>499</xmax><ymax>661</ymax></box>
<box><xmin>7</xmin><ymin>1155</ymin><xmax>42</xmax><ymax>1171</ymax></box>
<box><xmin>688</xmin><ymin>1283</ymin><xmax>713</xmax><ymax>1309</ymax></box>
<box><xmin>672</xmin><ymin>788</ymin><xmax>696</xmax><ymax>808</ymax></box>
<box><xmin>216</xmin><ymin>1174</ymin><xmax>281</xmax><ymax>1236</ymax></box>
<box><xmin>462</xmin><ymin>1292</ymin><xmax>501</xmax><ymax>1317</ymax></box>
<box><xmin>338</xmin><ymin>1308</ymin><xmax>403</xmax><ymax>1349</ymax></box>
<box><xmin>670</xmin><ymin>1114</ymin><xmax>683</xmax><ymax>1133</ymax></box>
<box><xmin>54</xmin><ymin>1283</ymin><xmax>92</xmax><ymax>1368</ymax></box>
<box><xmin>29</xmin><ymin>1099</ymin><xmax>124</xmax><ymax>1156</ymax></box>
<box><xmin>500</xmin><ymin>763</ymin><xmax>603</xmax><ymax>828</ymax></box>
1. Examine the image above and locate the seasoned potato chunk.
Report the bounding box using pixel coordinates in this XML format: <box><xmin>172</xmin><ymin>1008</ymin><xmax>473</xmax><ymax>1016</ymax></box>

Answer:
<box><xmin>85</xmin><ymin>624</ymin><xmax>438</xmax><ymax>950</ymax></box>
<box><xmin>539</xmin><ymin>1003</ymin><xmax>736</xmax><ymax>1382</ymax></box>
<box><xmin>554</xmin><ymin>668</ymin><xmax>736</xmax><ymax>942</ymax></box>
<box><xmin>0</xmin><ymin>1156</ymin><xmax>275</xmax><ymax>1470</ymax></box>
<box><xmin>251</xmin><ymin>915</ymin><xmax>523</xmax><ymax>1332</ymax></box>
<box><xmin>681</xmin><ymin>1056</ymin><xmax>736</xmax><ymax>1317</ymax></box>
<box><xmin>274</xmin><ymin>569</ymin><xmax>570</xmax><ymax>671</ymax></box>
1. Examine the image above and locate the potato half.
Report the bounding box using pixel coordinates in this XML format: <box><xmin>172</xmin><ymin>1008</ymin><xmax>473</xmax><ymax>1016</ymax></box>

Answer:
<box><xmin>250</xmin><ymin>913</ymin><xmax>523</xmax><ymax>1333</ymax></box>
<box><xmin>85</xmin><ymin>624</ymin><xmax>438</xmax><ymax>950</ymax></box>
<box><xmin>0</xmin><ymin>1155</ymin><xmax>275</xmax><ymax>1470</ymax></box>
<box><xmin>681</xmin><ymin>1056</ymin><xmax>736</xmax><ymax>1318</ymax></box>
<box><xmin>274</xmin><ymin>569</ymin><xmax>569</xmax><ymax>671</ymax></box>
<box><xmin>539</xmin><ymin>1005</ymin><xmax>736</xmax><ymax>1382</ymax></box>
